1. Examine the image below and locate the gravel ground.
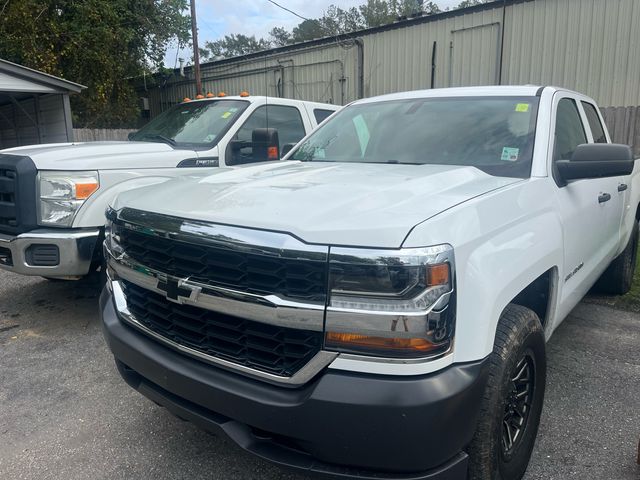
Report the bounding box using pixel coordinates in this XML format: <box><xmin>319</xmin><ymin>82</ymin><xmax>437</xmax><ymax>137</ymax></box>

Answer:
<box><xmin>0</xmin><ymin>269</ymin><xmax>639</xmax><ymax>480</ymax></box>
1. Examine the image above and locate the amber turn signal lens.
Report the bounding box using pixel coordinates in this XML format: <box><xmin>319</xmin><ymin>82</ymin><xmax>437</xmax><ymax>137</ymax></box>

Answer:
<box><xmin>75</xmin><ymin>182</ymin><xmax>99</xmax><ymax>200</ymax></box>
<box><xmin>427</xmin><ymin>263</ymin><xmax>450</xmax><ymax>287</ymax></box>
<box><xmin>325</xmin><ymin>332</ymin><xmax>440</xmax><ymax>353</ymax></box>
<box><xmin>267</xmin><ymin>146</ymin><xmax>279</xmax><ymax>160</ymax></box>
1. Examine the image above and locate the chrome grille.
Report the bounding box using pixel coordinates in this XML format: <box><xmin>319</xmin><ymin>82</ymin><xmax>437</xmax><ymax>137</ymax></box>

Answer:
<box><xmin>121</xmin><ymin>280</ymin><xmax>323</xmax><ymax>377</ymax></box>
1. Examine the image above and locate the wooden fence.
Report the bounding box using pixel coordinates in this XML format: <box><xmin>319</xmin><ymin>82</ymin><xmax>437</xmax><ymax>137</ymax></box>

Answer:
<box><xmin>73</xmin><ymin>128</ymin><xmax>136</xmax><ymax>142</ymax></box>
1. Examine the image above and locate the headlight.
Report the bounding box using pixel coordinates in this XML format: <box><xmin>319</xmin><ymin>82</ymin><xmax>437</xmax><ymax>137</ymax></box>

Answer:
<box><xmin>325</xmin><ymin>245</ymin><xmax>455</xmax><ymax>358</ymax></box>
<box><xmin>104</xmin><ymin>207</ymin><xmax>123</xmax><ymax>257</ymax></box>
<box><xmin>38</xmin><ymin>171</ymin><xmax>99</xmax><ymax>226</ymax></box>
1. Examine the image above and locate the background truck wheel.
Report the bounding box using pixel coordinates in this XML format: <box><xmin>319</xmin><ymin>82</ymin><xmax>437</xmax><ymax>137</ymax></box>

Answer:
<box><xmin>467</xmin><ymin>304</ymin><xmax>546</xmax><ymax>480</ymax></box>
<box><xmin>594</xmin><ymin>220</ymin><xmax>639</xmax><ymax>295</ymax></box>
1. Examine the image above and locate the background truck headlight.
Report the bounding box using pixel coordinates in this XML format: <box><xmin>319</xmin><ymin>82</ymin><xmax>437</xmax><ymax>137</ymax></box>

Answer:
<box><xmin>38</xmin><ymin>171</ymin><xmax>99</xmax><ymax>227</ymax></box>
<box><xmin>325</xmin><ymin>245</ymin><xmax>455</xmax><ymax>358</ymax></box>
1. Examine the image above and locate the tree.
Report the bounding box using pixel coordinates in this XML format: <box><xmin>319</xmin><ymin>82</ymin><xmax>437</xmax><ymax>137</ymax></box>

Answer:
<box><xmin>0</xmin><ymin>0</ymin><xmax>191</xmax><ymax>128</ymax></box>
<box><xmin>291</xmin><ymin>19</ymin><xmax>326</xmax><ymax>43</ymax></box>
<box><xmin>456</xmin><ymin>0</ymin><xmax>489</xmax><ymax>8</ymax></box>
<box><xmin>201</xmin><ymin>34</ymin><xmax>271</xmax><ymax>60</ymax></box>
<box><xmin>269</xmin><ymin>27</ymin><xmax>292</xmax><ymax>47</ymax></box>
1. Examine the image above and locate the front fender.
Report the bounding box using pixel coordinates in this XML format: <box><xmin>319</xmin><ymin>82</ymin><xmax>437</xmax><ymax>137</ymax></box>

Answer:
<box><xmin>403</xmin><ymin>178</ymin><xmax>563</xmax><ymax>363</ymax></box>
<box><xmin>72</xmin><ymin>174</ymin><xmax>174</xmax><ymax>227</ymax></box>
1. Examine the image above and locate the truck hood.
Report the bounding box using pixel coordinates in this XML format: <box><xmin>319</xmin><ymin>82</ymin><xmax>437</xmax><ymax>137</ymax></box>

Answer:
<box><xmin>114</xmin><ymin>161</ymin><xmax>521</xmax><ymax>248</ymax></box>
<box><xmin>1</xmin><ymin>141</ymin><xmax>201</xmax><ymax>170</ymax></box>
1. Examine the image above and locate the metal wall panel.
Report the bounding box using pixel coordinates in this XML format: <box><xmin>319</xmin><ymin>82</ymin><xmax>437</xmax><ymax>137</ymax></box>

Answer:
<box><xmin>361</xmin><ymin>7</ymin><xmax>503</xmax><ymax>97</ymax></box>
<box><xmin>0</xmin><ymin>93</ymin><xmax>70</xmax><ymax>149</ymax></box>
<box><xmin>143</xmin><ymin>0</ymin><xmax>640</xmax><ymax>117</ymax></box>
<box><xmin>502</xmin><ymin>0</ymin><xmax>640</xmax><ymax>107</ymax></box>
<box><xmin>145</xmin><ymin>42</ymin><xmax>359</xmax><ymax>116</ymax></box>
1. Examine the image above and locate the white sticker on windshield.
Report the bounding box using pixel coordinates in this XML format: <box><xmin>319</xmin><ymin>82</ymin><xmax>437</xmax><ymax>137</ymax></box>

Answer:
<box><xmin>501</xmin><ymin>147</ymin><xmax>520</xmax><ymax>162</ymax></box>
<box><xmin>204</xmin><ymin>134</ymin><xmax>216</xmax><ymax>142</ymax></box>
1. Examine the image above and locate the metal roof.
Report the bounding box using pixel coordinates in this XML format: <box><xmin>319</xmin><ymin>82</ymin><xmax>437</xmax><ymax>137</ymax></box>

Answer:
<box><xmin>0</xmin><ymin>58</ymin><xmax>86</xmax><ymax>94</ymax></box>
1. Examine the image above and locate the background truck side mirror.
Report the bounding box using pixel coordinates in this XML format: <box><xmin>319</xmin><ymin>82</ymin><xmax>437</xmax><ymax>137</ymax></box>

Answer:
<box><xmin>252</xmin><ymin>128</ymin><xmax>280</xmax><ymax>161</ymax></box>
<box><xmin>227</xmin><ymin>128</ymin><xmax>280</xmax><ymax>166</ymax></box>
<box><xmin>556</xmin><ymin>143</ymin><xmax>635</xmax><ymax>185</ymax></box>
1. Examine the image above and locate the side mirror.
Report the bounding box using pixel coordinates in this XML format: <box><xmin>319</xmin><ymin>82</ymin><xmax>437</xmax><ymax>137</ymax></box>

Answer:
<box><xmin>226</xmin><ymin>128</ymin><xmax>280</xmax><ymax>166</ymax></box>
<box><xmin>251</xmin><ymin>128</ymin><xmax>280</xmax><ymax>161</ymax></box>
<box><xmin>557</xmin><ymin>143</ymin><xmax>634</xmax><ymax>184</ymax></box>
<box><xmin>281</xmin><ymin>143</ymin><xmax>296</xmax><ymax>158</ymax></box>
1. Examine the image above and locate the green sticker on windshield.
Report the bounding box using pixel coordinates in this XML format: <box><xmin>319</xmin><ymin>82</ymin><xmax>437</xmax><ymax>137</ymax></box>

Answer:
<box><xmin>501</xmin><ymin>147</ymin><xmax>520</xmax><ymax>162</ymax></box>
<box><xmin>515</xmin><ymin>103</ymin><xmax>530</xmax><ymax>112</ymax></box>
<box><xmin>221</xmin><ymin>111</ymin><xmax>232</xmax><ymax>119</ymax></box>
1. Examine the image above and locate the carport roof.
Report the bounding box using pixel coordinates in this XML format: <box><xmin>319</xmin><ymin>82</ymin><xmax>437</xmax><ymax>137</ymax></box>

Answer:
<box><xmin>0</xmin><ymin>58</ymin><xmax>85</xmax><ymax>94</ymax></box>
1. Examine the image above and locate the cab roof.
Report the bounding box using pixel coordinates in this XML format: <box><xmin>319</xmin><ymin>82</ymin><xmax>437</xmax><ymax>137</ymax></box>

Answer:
<box><xmin>354</xmin><ymin>85</ymin><xmax>570</xmax><ymax>105</ymax></box>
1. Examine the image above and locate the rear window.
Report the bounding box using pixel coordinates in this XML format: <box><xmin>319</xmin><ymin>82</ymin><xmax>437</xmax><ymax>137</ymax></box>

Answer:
<box><xmin>313</xmin><ymin>109</ymin><xmax>335</xmax><ymax>124</ymax></box>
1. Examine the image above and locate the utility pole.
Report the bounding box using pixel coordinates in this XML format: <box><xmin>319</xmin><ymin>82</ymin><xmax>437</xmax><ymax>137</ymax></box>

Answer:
<box><xmin>190</xmin><ymin>0</ymin><xmax>202</xmax><ymax>96</ymax></box>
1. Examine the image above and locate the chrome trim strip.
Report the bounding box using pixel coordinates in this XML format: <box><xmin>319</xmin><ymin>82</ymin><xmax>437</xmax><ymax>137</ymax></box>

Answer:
<box><xmin>110</xmin><ymin>280</ymin><xmax>338</xmax><ymax>387</ymax></box>
<box><xmin>108</xmin><ymin>253</ymin><xmax>325</xmax><ymax>332</ymax></box>
<box><xmin>114</xmin><ymin>207</ymin><xmax>328</xmax><ymax>261</ymax></box>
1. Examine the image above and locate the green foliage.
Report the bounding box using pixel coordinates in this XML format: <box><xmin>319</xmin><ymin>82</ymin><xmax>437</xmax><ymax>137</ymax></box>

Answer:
<box><xmin>205</xmin><ymin>0</ymin><xmax>444</xmax><ymax>61</ymax></box>
<box><xmin>201</xmin><ymin>34</ymin><xmax>270</xmax><ymax>60</ymax></box>
<box><xmin>0</xmin><ymin>0</ymin><xmax>190</xmax><ymax>128</ymax></box>
<box><xmin>456</xmin><ymin>0</ymin><xmax>490</xmax><ymax>8</ymax></box>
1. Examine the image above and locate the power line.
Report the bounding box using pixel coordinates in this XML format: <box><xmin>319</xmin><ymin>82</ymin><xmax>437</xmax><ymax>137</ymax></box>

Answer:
<box><xmin>265</xmin><ymin>0</ymin><xmax>309</xmax><ymax>22</ymax></box>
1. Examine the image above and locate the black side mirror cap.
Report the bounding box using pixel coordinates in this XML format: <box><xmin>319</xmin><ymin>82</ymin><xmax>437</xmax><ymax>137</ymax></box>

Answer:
<box><xmin>557</xmin><ymin>143</ymin><xmax>635</xmax><ymax>184</ymax></box>
<box><xmin>251</xmin><ymin>128</ymin><xmax>280</xmax><ymax>161</ymax></box>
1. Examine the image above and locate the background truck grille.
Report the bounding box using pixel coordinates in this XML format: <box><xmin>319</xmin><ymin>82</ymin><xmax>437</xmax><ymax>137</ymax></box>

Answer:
<box><xmin>0</xmin><ymin>154</ymin><xmax>38</xmax><ymax>235</ymax></box>
<box><xmin>117</xmin><ymin>227</ymin><xmax>327</xmax><ymax>302</ymax></box>
<box><xmin>0</xmin><ymin>168</ymin><xmax>18</xmax><ymax>229</ymax></box>
<box><xmin>121</xmin><ymin>280</ymin><xmax>323</xmax><ymax>377</ymax></box>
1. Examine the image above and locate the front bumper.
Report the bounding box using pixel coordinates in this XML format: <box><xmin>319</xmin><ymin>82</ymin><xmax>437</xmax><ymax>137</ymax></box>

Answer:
<box><xmin>101</xmin><ymin>287</ymin><xmax>489</xmax><ymax>480</ymax></box>
<box><xmin>0</xmin><ymin>228</ymin><xmax>100</xmax><ymax>277</ymax></box>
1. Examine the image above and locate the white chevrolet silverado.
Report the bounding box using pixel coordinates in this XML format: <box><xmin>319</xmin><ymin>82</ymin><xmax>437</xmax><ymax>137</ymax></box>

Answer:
<box><xmin>0</xmin><ymin>95</ymin><xmax>338</xmax><ymax>279</ymax></box>
<box><xmin>100</xmin><ymin>86</ymin><xmax>638</xmax><ymax>480</ymax></box>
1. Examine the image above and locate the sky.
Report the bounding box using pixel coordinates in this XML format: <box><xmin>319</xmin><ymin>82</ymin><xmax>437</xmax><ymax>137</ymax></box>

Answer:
<box><xmin>165</xmin><ymin>0</ymin><xmax>462</xmax><ymax>67</ymax></box>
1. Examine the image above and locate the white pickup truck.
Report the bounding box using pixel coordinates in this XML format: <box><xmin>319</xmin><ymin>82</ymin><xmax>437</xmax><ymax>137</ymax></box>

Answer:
<box><xmin>100</xmin><ymin>86</ymin><xmax>638</xmax><ymax>480</ymax></box>
<box><xmin>0</xmin><ymin>95</ymin><xmax>338</xmax><ymax>279</ymax></box>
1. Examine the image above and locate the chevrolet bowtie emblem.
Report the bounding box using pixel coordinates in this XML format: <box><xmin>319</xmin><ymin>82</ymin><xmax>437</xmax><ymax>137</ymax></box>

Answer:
<box><xmin>157</xmin><ymin>276</ymin><xmax>201</xmax><ymax>304</ymax></box>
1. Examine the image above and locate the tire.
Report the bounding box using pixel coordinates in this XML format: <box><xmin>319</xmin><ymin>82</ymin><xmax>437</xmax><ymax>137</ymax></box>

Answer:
<box><xmin>467</xmin><ymin>304</ymin><xmax>546</xmax><ymax>480</ymax></box>
<box><xmin>595</xmin><ymin>220</ymin><xmax>639</xmax><ymax>295</ymax></box>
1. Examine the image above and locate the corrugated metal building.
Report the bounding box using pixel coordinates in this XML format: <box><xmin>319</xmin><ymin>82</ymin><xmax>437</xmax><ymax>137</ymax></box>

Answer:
<box><xmin>140</xmin><ymin>0</ymin><xmax>640</xmax><ymax>150</ymax></box>
<box><xmin>0</xmin><ymin>59</ymin><xmax>85</xmax><ymax>149</ymax></box>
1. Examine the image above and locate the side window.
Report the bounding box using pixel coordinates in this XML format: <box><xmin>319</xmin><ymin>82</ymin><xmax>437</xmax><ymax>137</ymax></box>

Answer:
<box><xmin>231</xmin><ymin>105</ymin><xmax>306</xmax><ymax>164</ymax></box>
<box><xmin>313</xmin><ymin>109</ymin><xmax>334</xmax><ymax>124</ymax></box>
<box><xmin>581</xmin><ymin>101</ymin><xmax>607</xmax><ymax>143</ymax></box>
<box><xmin>235</xmin><ymin>105</ymin><xmax>305</xmax><ymax>148</ymax></box>
<box><xmin>554</xmin><ymin>98</ymin><xmax>587</xmax><ymax>161</ymax></box>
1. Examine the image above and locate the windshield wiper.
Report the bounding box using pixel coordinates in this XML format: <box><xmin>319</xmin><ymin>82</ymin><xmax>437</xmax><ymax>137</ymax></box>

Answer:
<box><xmin>134</xmin><ymin>133</ymin><xmax>177</xmax><ymax>147</ymax></box>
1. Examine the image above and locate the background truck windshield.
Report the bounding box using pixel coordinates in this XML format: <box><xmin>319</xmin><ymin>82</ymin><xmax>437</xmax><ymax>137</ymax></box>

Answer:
<box><xmin>130</xmin><ymin>99</ymin><xmax>249</xmax><ymax>148</ymax></box>
<box><xmin>290</xmin><ymin>96</ymin><xmax>540</xmax><ymax>178</ymax></box>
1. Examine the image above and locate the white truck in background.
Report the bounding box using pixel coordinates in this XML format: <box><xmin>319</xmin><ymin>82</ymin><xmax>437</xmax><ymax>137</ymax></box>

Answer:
<box><xmin>0</xmin><ymin>95</ymin><xmax>339</xmax><ymax>279</ymax></box>
<box><xmin>101</xmin><ymin>86</ymin><xmax>638</xmax><ymax>480</ymax></box>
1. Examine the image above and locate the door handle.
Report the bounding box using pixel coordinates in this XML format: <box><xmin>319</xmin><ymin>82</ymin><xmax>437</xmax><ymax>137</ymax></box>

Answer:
<box><xmin>618</xmin><ymin>183</ymin><xmax>628</xmax><ymax>192</ymax></box>
<box><xmin>598</xmin><ymin>193</ymin><xmax>611</xmax><ymax>203</ymax></box>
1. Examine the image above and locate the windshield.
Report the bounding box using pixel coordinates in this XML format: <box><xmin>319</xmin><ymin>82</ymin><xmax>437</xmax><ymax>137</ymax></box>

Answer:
<box><xmin>290</xmin><ymin>96</ymin><xmax>540</xmax><ymax>178</ymax></box>
<box><xmin>130</xmin><ymin>99</ymin><xmax>249</xmax><ymax>148</ymax></box>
